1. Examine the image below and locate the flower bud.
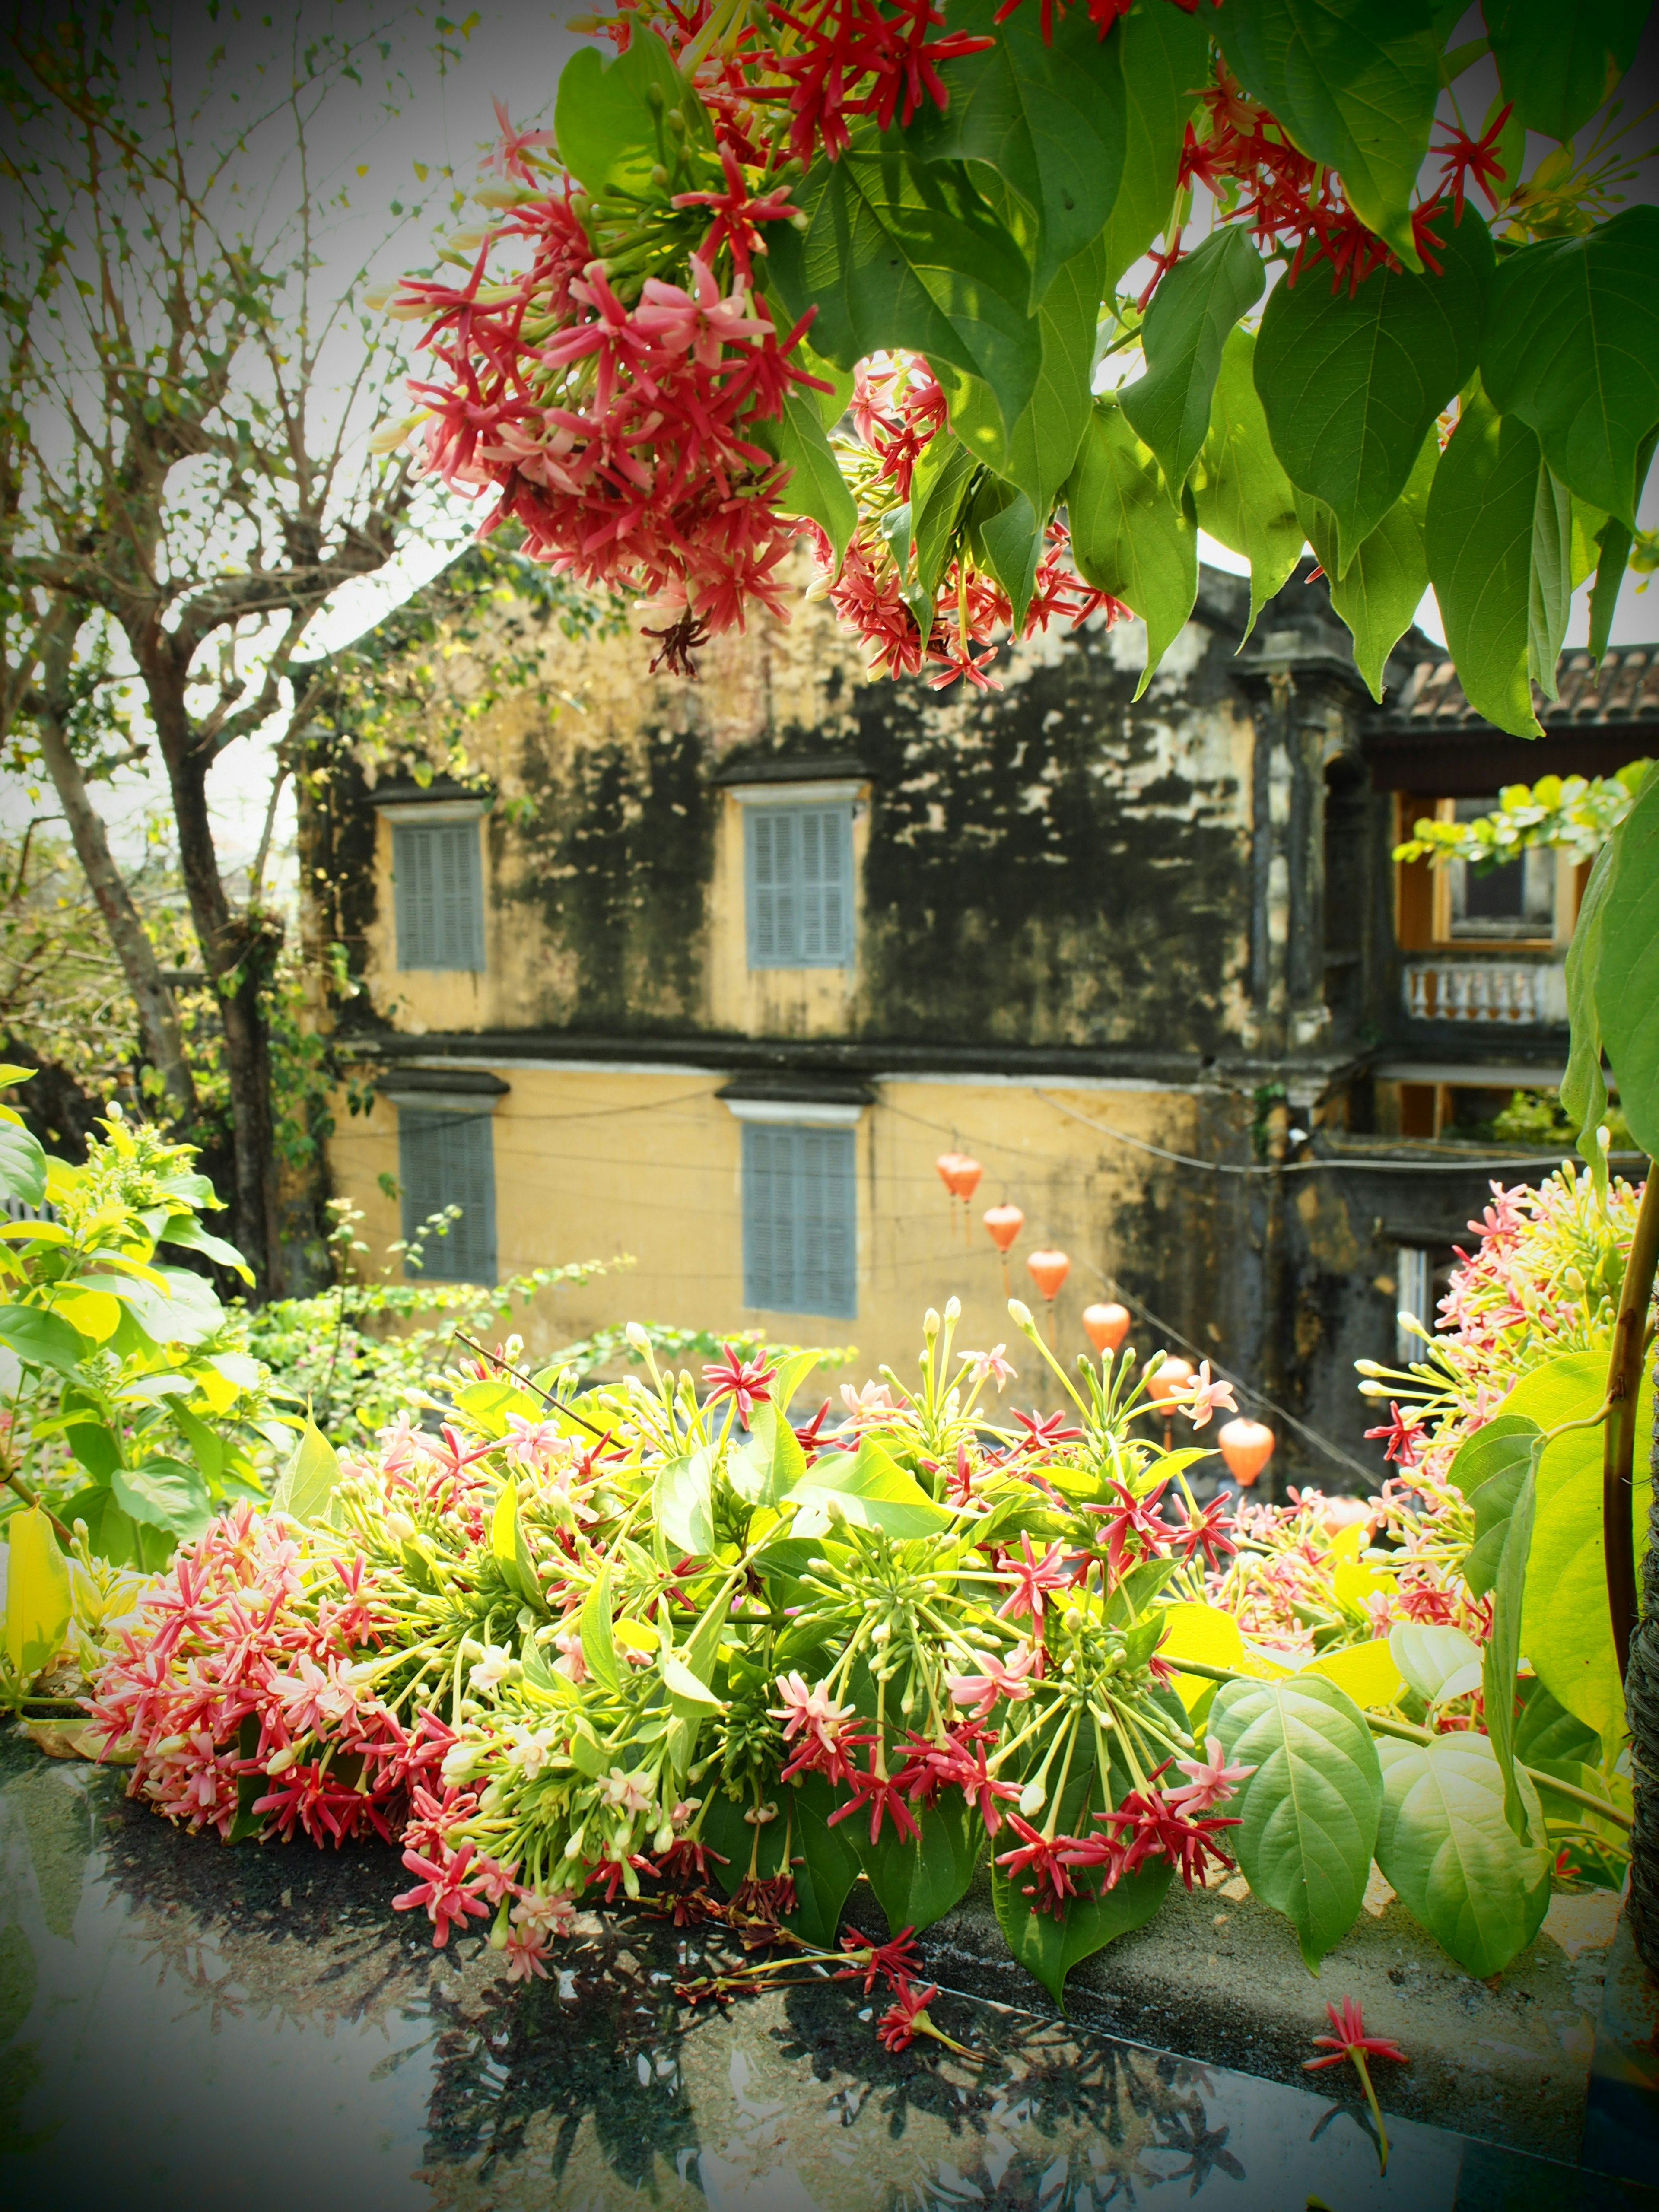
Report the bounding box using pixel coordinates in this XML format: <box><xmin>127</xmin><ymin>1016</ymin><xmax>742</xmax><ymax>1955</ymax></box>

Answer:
<box><xmin>924</xmin><ymin>1307</ymin><xmax>940</xmax><ymax>1339</ymax></box>
<box><xmin>944</xmin><ymin>1296</ymin><xmax>961</xmax><ymax>1322</ymax></box>
<box><xmin>1007</xmin><ymin>1298</ymin><xmax>1034</xmax><ymax>1331</ymax></box>
<box><xmin>385</xmin><ymin>1510</ymin><xmax>416</xmax><ymax>1544</ymax></box>
<box><xmin>1018</xmin><ymin>1779</ymin><xmax>1046</xmax><ymax>1817</ymax></box>
<box><xmin>625</xmin><ymin>1321</ymin><xmax>651</xmax><ymax>1351</ymax></box>
<box><xmin>266</xmin><ymin>1744</ymin><xmax>300</xmax><ymax>1775</ymax></box>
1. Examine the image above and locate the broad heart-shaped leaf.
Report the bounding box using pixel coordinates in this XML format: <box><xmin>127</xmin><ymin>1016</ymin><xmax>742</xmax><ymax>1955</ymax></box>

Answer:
<box><xmin>0</xmin><ymin>1304</ymin><xmax>85</xmax><ymax>1375</ymax></box>
<box><xmin>1593</xmin><ymin>768</ymin><xmax>1659</xmax><ymax>1161</ymax></box>
<box><xmin>1484</xmin><ymin>0</ymin><xmax>1649</xmax><ymax>148</ymax></box>
<box><xmin>1064</xmin><ymin>399</ymin><xmax>1197</xmax><ymax>693</ymax></box>
<box><xmin>553</xmin><ymin>27</ymin><xmax>706</xmax><ymax>202</ymax></box>
<box><xmin>1563</xmin><ymin>838</ymin><xmax>1615</xmax><ymax>1178</ymax></box>
<box><xmin>1482</xmin><ymin>209</ymin><xmax>1659</xmax><ymax>530</ymax></box>
<box><xmin>1121</xmin><ymin>226</ymin><xmax>1266</xmax><ymax>495</ymax></box>
<box><xmin>994</xmin><ymin>1855</ymin><xmax>1172</xmax><ymax>2011</ymax></box>
<box><xmin>1296</xmin><ymin>431</ymin><xmax>1435</xmax><ymax>699</ymax></box>
<box><xmin>653</xmin><ymin>1445</ymin><xmax>715</xmax><ymax>1557</ymax></box>
<box><xmin>1424</xmin><ymin>377</ymin><xmax>1544</xmax><ymax>737</ymax></box>
<box><xmin>1216</xmin><ymin>0</ymin><xmax>1441</xmax><ymax>267</ymax></box>
<box><xmin>1099</xmin><ymin>0</ymin><xmax>1211</xmax><ymax>291</ymax></box>
<box><xmin>905</xmin><ymin>0</ymin><xmax>1127</xmax><ymax>306</ymax></box>
<box><xmin>3</xmin><ymin>1504</ymin><xmax>71</xmax><ymax>1681</ymax></box>
<box><xmin>938</xmin><ymin>231</ymin><xmax>1107</xmax><ymax>518</ymax></box>
<box><xmin>1189</xmin><ymin>327</ymin><xmax>1305</xmax><ymax>643</ymax></box>
<box><xmin>769</xmin><ymin>134</ymin><xmax>1042</xmax><ymax>439</ymax></box>
<box><xmin>784</xmin><ymin>1434</ymin><xmax>952</xmax><ymax>1540</ymax></box>
<box><xmin>1388</xmin><ymin>1622</ymin><xmax>1482</xmax><ymax>1708</ymax></box>
<box><xmin>728</xmin><ymin>1399</ymin><xmax>807</xmax><ymax>1509</ymax></box>
<box><xmin>1255</xmin><ymin>207</ymin><xmax>1493</xmax><ymax>575</ymax></box>
<box><xmin>1454</xmin><ymin>1413</ymin><xmax>1543</xmax><ymax>1597</ymax></box>
<box><xmin>271</xmin><ymin>1411</ymin><xmax>341</xmax><ymax>1523</ymax></box>
<box><xmin>750</xmin><ymin>390</ymin><xmax>857</xmax><ymax>575</ymax></box>
<box><xmin>849</xmin><ymin>1790</ymin><xmax>981</xmax><ymax>1934</ymax></box>
<box><xmin>1375</xmin><ymin>1735</ymin><xmax>1550</xmax><ymax>1980</ymax></box>
<box><xmin>1211</xmin><ymin>1673</ymin><xmax>1382</xmax><ymax>1973</ymax></box>
<box><xmin>113</xmin><ymin>1456</ymin><xmax>211</xmax><ymax>1536</ymax></box>
<box><xmin>0</xmin><ymin>1118</ymin><xmax>46</xmax><ymax>1206</ymax></box>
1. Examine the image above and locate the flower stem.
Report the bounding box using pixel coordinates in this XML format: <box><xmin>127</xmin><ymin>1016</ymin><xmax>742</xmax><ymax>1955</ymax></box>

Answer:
<box><xmin>1351</xmin><ymin>2047</ymin><xmax>1389</xmax><ymax>2176</ymax></box>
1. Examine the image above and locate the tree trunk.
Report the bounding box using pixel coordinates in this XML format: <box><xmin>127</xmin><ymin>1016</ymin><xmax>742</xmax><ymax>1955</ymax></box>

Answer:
<box><xmin>30</xmin><ymin>659</ymin><xmax>196</xmax><ymax>1117</ymax></box>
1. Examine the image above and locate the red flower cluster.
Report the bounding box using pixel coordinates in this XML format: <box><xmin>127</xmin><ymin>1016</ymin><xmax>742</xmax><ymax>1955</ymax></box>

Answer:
<box><xmin>751</xmin><ymin>0</ymin><xmax>996</xmax><ymax>165</ymax></box>
<box><xmin>994</xmin><ymin>1772</ymin><xmax>1238</xmax><ymax>1916</ymax></box>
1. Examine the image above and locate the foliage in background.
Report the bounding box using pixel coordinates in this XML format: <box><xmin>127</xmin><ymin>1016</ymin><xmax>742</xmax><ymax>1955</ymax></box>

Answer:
<box><xmin>1394</xmin><ymin>764</ymin><xmax>1653</xmax><ymax>871</ymax></box>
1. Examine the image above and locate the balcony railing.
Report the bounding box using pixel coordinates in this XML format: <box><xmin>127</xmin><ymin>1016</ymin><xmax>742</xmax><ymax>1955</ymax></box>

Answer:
<box><xmin>1402</xmin><ymin>959</ymin><xmax>1567</xmax><ymax>1025</ymax></box>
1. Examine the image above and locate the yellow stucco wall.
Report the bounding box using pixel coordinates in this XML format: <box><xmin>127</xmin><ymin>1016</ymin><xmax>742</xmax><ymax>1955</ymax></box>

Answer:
<box><xmin>325</xmin><ymin>1067</ymin><xmax>1204</xmax><ymax>1398</ymax></box>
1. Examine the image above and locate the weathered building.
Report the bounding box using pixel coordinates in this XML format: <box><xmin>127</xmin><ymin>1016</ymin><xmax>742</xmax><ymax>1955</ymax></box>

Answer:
<box><xmin>302</xmin><ymin>553</ymin><xmax>1659</xmax><ymax>1490</ymax></box>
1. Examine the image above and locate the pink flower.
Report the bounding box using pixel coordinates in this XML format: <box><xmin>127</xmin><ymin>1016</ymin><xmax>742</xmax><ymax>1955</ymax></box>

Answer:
<box><xmin>391</xmin><ymin>1840</ymin><xmax>493</xmax><ymax>1946</ymax></box>
<box><xmin>947</xmin><ymin>1643</ymin><xmax>1038</xmax><ymax>1720</ymax></box>
<box><xmin>995</xmin><ymin>1535</ymin><xmax>1074</xmax><ymax>1623</ymax></box>
<box><xmin>702</xmin><ymin>1343</ymin><xmax>779</xmax><ymax>1421</ymax></box>
<box><xmin>1365</xmin><ymin>1403</ymin><xmax>1426</xmax><ymax>1468</ymax></box>
<box><xmin>769</xmin><ymin>1671</ymin><xmax>858</xmax><ymax>1755</ymax></box>
<box><xmin>963</xmin><ymin>1345</ymin><xmax>1016</xmax><ymax>1390</ymax></box>
<box><xmin>1178</xmin><ymin>1361</ymin><xmax>1239</xmax><ymax>1430</ymax></box>
<box><xmin>1165</xmin><ymin>1737</ymin><xmax>1255</xmax><ymax>1814</ymax></box>
<box><xmin>512</xmin><ymin>1887</ymin><xmax>576</xmax><ymax>1939</ymax></box>
<box><xmin>502</xmin><ymin>1926</ymin><xmax>550</xmax><ymax>1983</ymax></box>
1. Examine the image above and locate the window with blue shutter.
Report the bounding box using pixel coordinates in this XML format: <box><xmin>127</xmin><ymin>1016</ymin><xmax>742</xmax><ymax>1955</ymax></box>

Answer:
<box><xmin>392</xmin><ymin>818</ymin><xmax>485</xmax><ymax>971</ymax></box>
<box><xmin>398</xmin><ymin>1107</ymin><xmax>497</xmax><ymax>1283</ymax></box>
<box><xmin>744</xmin><ymin>804</ymin><xmax>853</xmax><ymax>969</ymax></box>
<box><xmin>741</xmin><ymin>1122</ymin><xmax>856</xmax><ymax>1318</ymax></box>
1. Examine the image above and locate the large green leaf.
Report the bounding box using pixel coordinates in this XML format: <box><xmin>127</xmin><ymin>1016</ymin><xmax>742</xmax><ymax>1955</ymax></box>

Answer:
<box><xmin>1211</xmin><ymin>1673</ymin><xmax>1382</xmax><ymax>1972</ymax></box>
<box><xmin>1189</xmin><ymin>327</ymin><xmax>1306</xmax><ymax>642</ymax></box>
<box><xmin>939</xmin><ymin>232</ymin><xmax>1107</xmax><ymax>517</ymax></box>
<box><xmin>1484</xmin><ymin>1427</ymin><xmax>1540</xmax><ymax>1842</ymax></box>
<box><xmin>769</xmin><ymin>134</ymin><xmax>1043</xmax><ymax>439</ymax></box>
<box><xmin>1099</xmin><ymin>0</ymin><xmax>1212</xmax><ymax>291</ymax></box>
<box><xmin>994</xmin><ymin>1854</ymin><xmax>1172</xmax><ymax>2010</ymax></box>
<box><xmin>907</xmin><ymin>0</ymin><xmax>1127</xmax><ymax>305</ymax></box>
<box><xmin>1482</xmin><ymin>209</ymin><xmax>1659</xmax><ymax>529</ymax></box>
<box><xmin>785</xmin><ymin>1435</ymin><xmax>953</xmax><ymax>1540</ymax></box>
<box><xmin>1064</xmin><ymin>398</ymin><xmax>1197</xmax><ymax>692</ymax></box>
<box><xmin>962</xmin><ymin>471</ymin><xmax>1044</xmax><ymax>632</ymax></box>
<box><xmin>1216</xmin><ymin>0</ymin><xmax>1442</xmax><ymax>267</ymax></box>
<box><xmin>1484</xmin><ymin>0</ymin><xmax>1649</xmax><ymax>146</ymax></box>
<box><xmin>1592</xmin><ymin>768</ymin><xmax>1659</xmax><ymax>1161</ymax></box>
<box><xmin>728</xmin><ymin>1399</ymin><xmax>808</xmax><ymax>1510</ymax></box>
<box><xmin>654</xmin><ymin>1445</ymin><xmax>715</xmax><ymax>1558</ymax></box>
<box><xmin>1455</xmin><ymin>1413</ymin><xmax>1543</xmax><ymax>1596</ymax></box>
<box><xmin>0</xmin><ymin>1119</ymin><xmax>46</xmax><ymax>1206</ymax></box>
<box><xmin>1297</xmin><ymin>431</ymin><xmax>1435</xmax><ymax>699</ymax></box>
<box><xmin>1424</xmin><ymin>377</ymin><xmax>1543</xmax><ymax>737</ymax></box>
<box><xmin>752</xmin><ymin>392</ymin><xmax>858</xmax><ymax>575</ymax></box>
<box><xmin>1563</xmin><ymin>839</ymin><xmax>1615</xmax><ymax>1173</ymax></box>
<box><xmin>271</xmin><ymin>1411</ymin><xmax>341</xmax><ymax>1523</ymax></box>
<box><xmin>1255</xmin><ymin>207</ymin><xmax>1493</xmax><ymax>573</ymax></box>
<box><xmin>0</xmin><ymin>1305</ymin><xmax>85</xmax><ymax>1376</ymax></box>
<box><xmin>113</xmin><ymin>1456</ymin><xmax>212</xmax><ymax>1537</ymax></box>
<box><xmin>906</xmin><ymin>429</ymin><xmax>979</xmax><ymax>641</ymax></box>
<box><xmin>1375</xmin><ymin>1735</ymin><xmax>1551</xmax><ymax>1979</ymax></box>
<box><xmin>1121</xmin><ymin>225</ymin><xmax>1266</xmax><ymax>494</ymax></box>
<box><xmin>850</xmin><ymin>1790</ymin><xmax>981</xmax><ymax>1933</ymax></box>
<box><xmin>160</xmin><ymin>1213</ymin><xmax>253</xmax><ymax>1282</ymax></box>
<box><xmin>554</xmin><ymin>27</ymin><xmax>706</xmax><ymax>202</ymax></box>
<box><xmin>1514</xmin><ymin>1677</ymin><xmax>1602</xmax><ymax>1772</ymax></box>
<box><xmin>1529</xmin><ymin>465</ymin><xmax>1576</xmax><ymax>702</ymax></box>
<box><xmin>1388</xmin><ymin>1622</ymin><xmax>1483</xmax><ymax>1708</ymax></box>
<box><xmin>784</xmin><ymin>1771</ymin><xmax>864</xmax><ymax>1947</ymax></box>
<box><xmin>63</xmin><ymin>1483</ymin><xmax>171</xmax><ymax>1571</ymax></box>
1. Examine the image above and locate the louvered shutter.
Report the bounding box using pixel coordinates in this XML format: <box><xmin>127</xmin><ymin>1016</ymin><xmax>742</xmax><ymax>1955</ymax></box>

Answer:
<box><xmin>745</xmin><ymin>804</ymin><xmax>852</xmax><ymax>969</ymax></box>
<box><xmin>798</xmin><ymin>808</ymin><xmax>849</xmax><ymax>964</ymax></box>
<box><xmin>399</xmin><ymin>1107</ymin><xmax>497</xmax><ymax>1282</ymax></box>
<box><xmin>393</xmin><ymin>820</ymin><xmax>485</xmax><ymax>971</ymax></box>
<box><xmin>746</xmin><ymin>808</ymin><xmax>799</xmax><ymax>966</ymax></box>
<box><xmin>741</xmin><ymin>1122</ymin><xmax>855</xmax><ymax>1318</ymax></box>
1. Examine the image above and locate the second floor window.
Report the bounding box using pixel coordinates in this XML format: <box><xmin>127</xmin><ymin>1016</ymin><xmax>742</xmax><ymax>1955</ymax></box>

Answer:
<box><xmin>398</xmin><ymin>1106</ymin><xmax>496</xmax><ymax>1283</ymax></box>
<box><xmin>393</xmin><ymin>817</ymin><xmax>485</xmax><ymax>971</ymax></box>
<box><xmin>745</xmin><ymin>803</ymin><xmax>853</xmax><ymax>968</ymax></box>
<box><xmin>1440</xmin><ymin>799</ymin><xmax>1556</xmax><ymax>942</ymax></box>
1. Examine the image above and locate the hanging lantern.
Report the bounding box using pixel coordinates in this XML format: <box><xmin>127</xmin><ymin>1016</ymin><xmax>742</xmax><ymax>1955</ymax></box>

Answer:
<box><xmin>1026</xmin><ymin>1249</ymin><xmax>1071</xmax><ymax>1302</ymax></box>
<box><xmin>1321</xmin><ymin>1494</ymin><xmax>1374</xmax><ymax>1539</ymax></box>
<box><xmin>982</xmin><ymin>1204</ymin><xmax>1023</xmax><ymax>1253</ymax></box>
<box><xmin>1145</xmin><ymin>1355</ymin><xmax>1195</xmax><ymax>1411</ymax></box>
<box><xmin>1083</xmin><ymin>1301</ymin><xmax>1131</xmax><ymax>1354</ymax></box>
<box><xmin>951</xmin><ymin>1154</ymin><xmax>983</xmax><ymax>1202</ymax></box>
<box><xmin>1217</xmin><ymin>1416</ymin><xmax>1275</xmax><ymax>1486</ymax></box>
<box><xmin>936</xmin><ymin>1150</ymin><xmax>966</xmax><ymax>1193</ymax></box>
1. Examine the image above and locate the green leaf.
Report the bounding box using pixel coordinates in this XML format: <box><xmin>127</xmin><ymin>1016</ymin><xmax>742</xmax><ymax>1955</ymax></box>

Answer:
<box><xmin>0</xmin><ymin>1120</ymin><xmax>46</xmax><ymax>1207</ymax></box>
<box><xmin>783</xmin><ymin>1770</ymin><xmax>864</xmax><ymax>1947</ymax></box>
<box><xmin>751</xmin><ymin>391</ymin><xmax>858</xmax><ymax>574</ymax></box>
<box><xmin>906</xmin><ymin>430</ymin><xmax>979</xmax><ymax>640</ymax></box>
<box><xmin>1456</xmin><ymin>1414</ymin><xmax>1543</xmax><ymax>1596</ymax></box>
<box><xmin>62</xmin><ymin>1484</ymin><xmax>161</xmax><ymax>1570</ymax></box>
<box><xmin>579</xmin><ymin>1560</ymin><xmax>620</xmax><ymax>1693</ymax></box>
<box><xmin>64</xmin><ymin>1419</ymin><xmax>121</xmax><ymax>1484</ymax></box>
<box><xmin>113</xmin><ymin>1456</ymin><xmax>211</xmax><ymax>1536</ymax></box>
<box><xmin>1064</xmin><ymin>398</ymin><xmax>1197</xmax><ymax>691</ymax></box>
<box><xmin>785</xmin><ymin>1434</ymin><xmax>953</xmax><ymax>1540</ymax></box>
<box><xmin>1388</xmin><ymin>1621</ymin><xmax>1483</xmax><ymax>1707</ymax></box>
<box><xmin>1484</xmin><ymin>0</ymin><xmax>1649</xmax><ymax>144</ymax></box>
<box><xmin>1529</xmin><ymin>465</ymin><xmax>1576</xmax><ymax>701</ymax></box>
<box><xmin>1563</xmin><ymin>838</ymin><xmax>1615</xmax><ymax>1176</ymax></box>
<box><xmin>1593</xmin><ymin>769</ymin><xmax>1659</xmax><ymax>1160</ymax></box>
<box><xmin>553</xmin><ymin>27</ymin><xmax>704</xmax><ymax>201</ymax></box>
<box><xmin>994</xmin><ymin>1853</ymin><xmax>1172</xmax><ymax>2009</ymax></box>
<box><xmin>1514</xmin><ymin>1677</ymin><xmax>1602</xmax><ymax>1773</ymax></box>
<box><xmin>170</xmin><ymin>1403</ymin><xmax>224</xmax><ymax>1488</ymax></box>
<box><xmin>972</xmin><ymin>479</ymin><xmax>1043</xmax><ymax>632</ymax></box>
<box><xmin>1256</xmin><ymin>207</ymin><xmax>1493</xmax><ymax>572</ymax></box>
<box><xmin>271</xmin><ymin>1412</ymin><xmax>341</xmax><ymax>1523</ymax></box>
<box><xmin>159</xmin><ymin>1214</ymin><xmax>253</xmax><ymax>1282</ymax></box>
<box><xmin>1482</xmin><ymin>209</ymin><xmax>1659</xmax><ymax>529</ymax></box>
<box><xmin>1211</xmin><ymin>1673</ymin><xmax>1383</xmax><ymax>1972</ymax></box>
<box><xmin>769</xmin><ymin>133</ymin><xmax>1043</xmax><ymax>439</ymax></box>
<box><xmin>1216</xmin><ymin>0</ymin><xmax>1441</xmax><ymax>268</ymax></box>
<box><xmin>1099</xmin><ymin>0</ymin><xmax>1212</xmax><ymax>291</ymax></box>
<box><xmin>654</xmin><ymin>1445</ymin><xmax>715</xmax><ymax>1557</ymax></box>
<box><xmin>1485</xmin><ymin>1435</ymin><xmax>1540</xmax><ymax>1841</ymax></box>
<box><xmin>490</xmin><ymin>1478</ymin><xmax>540</xmax><ymax>1606</ymax></box>
<box><xmin>661</xmin><ymin>1649</ymin><xmax>725</xmax><ymax>1715</ymax></box>
<box><xmin>938</xmin><ymin>232</ymin><xmax>1108</xmax><ymax>518</ymax></box>
<box><xmin>1374</xmin><ymin>1735</ymin><xmax>1551</xmax><ymax>1979</ymax></box>
<box><xmin>3</xmin><ymin>1505</ymin><xmax>71</xmax><ymax>1681</ymax></box>
<box><xmin>729</xmin><ymin>1398</ymin><xmax>808</xmax><ymax>1508</ymax></box>
<box><xmin>0</xmin><ymin>1305</ymin><xmax>85</xmax><ymax>1375</ymax></box>
<box><xmin>906</xmin><ymin>0</ymin><xmax>1127</xmax><ymax>305</ymax></box>
<box><xmin>849</xmin><ymin>1790</ymin><xmax>981</xmax><ymax>1933</ymax></box>
<box><xmin>1424</xmin><ymin>376</ymin><xmax>1544</xmax><ymax>736</ymax></box>
<box><xmin>1189</xmin><ymin>327</ymin><xmax>1306</xmax><ymax>643</ymax></box>
<box><xmin>1121</xmin><ymin>226</ymin><xmax>1266</xmax><ymax>493</ymax></box>
<box><xmin>1297</xmin><ymin>431</ymin><xmax>1436</xmax><ymax>699</ymax></box>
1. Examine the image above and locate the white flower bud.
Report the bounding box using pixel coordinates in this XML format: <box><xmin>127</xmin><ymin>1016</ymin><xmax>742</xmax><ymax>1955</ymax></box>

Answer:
<box><xmin>945</xmin><ymin>1295</ymin><xmax>961</xmax><ymax>1321</ymax></box>
<box><xmin>1008</xmin><ymin>1298</ymin><xmax>1034</xmax><ymax>1330</ymax></box>
<box><xmin>625</xmin><ymin>1321</ymin><xmax>651</xmax><ymax>1351</ymax></box>
<box><xmin>1018</xmin><ymin>1779</ymin><xmax>1046</xmax><ymax>1817</ymax></box>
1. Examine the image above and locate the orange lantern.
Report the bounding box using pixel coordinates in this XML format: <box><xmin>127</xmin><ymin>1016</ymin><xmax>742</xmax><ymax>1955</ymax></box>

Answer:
<box><xmin>1083</xmin><ymin>1301</ymin><xmax>1131</xmax><ymax>1354</ymax></box>
<box><xmin>1217</xmin><ymin>1416</ymin><xmax>1274</xmax><ymax>1486</ymax></box>
<box><xmin>1026</xmin><ymin>1248</ymin><xmax>1071</xmax><ymax>1302</ymax></box>
<box><xmin>1321</xmin><ymin>1494</ymin><xmax>1374</xmax><ymax>1539</ymax></box>
<box><xmin>951</xmin><ymin>1154</ymin><xmax>983</xmax><ymax>1202</ymax></box>
<box><xmin>936</xmin><ymin>1150</ymin><xmax>968</xmax><ymax>1194</ymax></box>
<box><xmin>982</xmin><ymin>1203</ymin><xmax>1023</xmax><ymax>1253</ymax></box>
<box><xmin>1145</xmin><ymin>1355</ymin><xmax>1195</xmax><ymax>1412</ymax></box>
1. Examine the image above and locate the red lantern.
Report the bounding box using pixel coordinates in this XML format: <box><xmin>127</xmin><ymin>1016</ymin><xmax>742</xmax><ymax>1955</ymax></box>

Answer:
<box><xmin>1146</xmin><ymin>1356</ymin><xmax>1195</xmax><ymax>1411</ymax></box>
<box><xmin>1083</xmin><ymin>1301</ymin><xmax>1131</xmax><ymax>1354</ymax></box>
<box><xmin>1217</xmin><ymin>1417</ymin><xmax>1274</xmax><ymax>1486</ymax></box>
<box><xmin>1026</xmin><ymin>1248</ymin><xmax>1071</xmax><ymax>1303</ymax></box>
<box><xmin>982</xmin><ymin>1204</ymin><xmax>1023</xmax><ymax>1253</ymax></box>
